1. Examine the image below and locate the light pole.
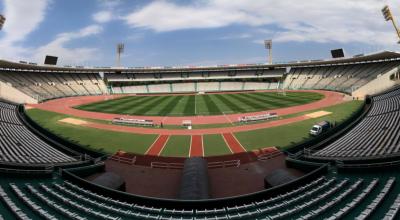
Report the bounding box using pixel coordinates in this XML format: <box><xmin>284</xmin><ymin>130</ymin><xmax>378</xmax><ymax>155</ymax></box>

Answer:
<box><xmin>116</xmin><ymin>43</ymin><xmax>124</xmax><ymax>67</ymax></box>
<box><xmin>0</xmin><ymin>14</ymin><xmax>6</xmax><ymax>30</ymax></box>
<box><xmin>382</xmin><ymin>5</ymin><xmax>400</xmax><ymax>43</ymax></box>
<box><xmin>264</xmin><ymin>40</ymin><xmax>272</xmax><ymax>64</ymax></box>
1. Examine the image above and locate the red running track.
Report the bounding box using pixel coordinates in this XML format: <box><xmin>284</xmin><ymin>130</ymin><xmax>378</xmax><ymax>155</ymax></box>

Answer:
<box><xmin>222</xmin><ymin>133</ymin><xmax>246</xmax><ymax>153</ymax></box>
<box><xmin>145</xmin><ymin>135</ymin><xmax>169</xmax><ymax>156</ymax></box>
<box><xmin>190</xmin><ymin>135</ymin><xmax>203</xmax><ymax>157</ymax></box>
<box><xmin>29</xmin><ymin>90</ymin><xmax>345</xmax><ymax>125</ymax></box>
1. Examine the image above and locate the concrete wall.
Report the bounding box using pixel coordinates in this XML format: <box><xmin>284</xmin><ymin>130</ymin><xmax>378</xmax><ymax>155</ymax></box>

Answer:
<box><xmin>352</xmin><ymin>66</ymin><xmax>400</xmax><ymax>99</ymax></box>
<box><xmin>0</xmin><ymin>81</ymin><xmax>38</xmax><ymax>104</ymax></box>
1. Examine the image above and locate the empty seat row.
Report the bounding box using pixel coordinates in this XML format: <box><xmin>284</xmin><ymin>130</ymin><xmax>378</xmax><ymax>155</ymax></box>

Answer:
<box><xmin>9</xmin><ymin>183</ymin><xmax>57</xmax><ymax>220</ymax></box>
<box><xmin>0</xmin><ymin>71</ymin><xmax>107</xmax><ymax>101</ymax></box>
<box><xmin>0</xmin><ymin>185</ymin><xmax>30</xmax><ymax>220</ymax></box>
<box><xmin>311</xmin><ymin>87</ymin><xmax>400</xmax><ymax>160</ymax></box>
<box><xmin>356</xmin><ymin>177</ymin><xmax>395</xmax><ymax>220</ymax></box>
<box><xmin>39</xmin><ymin>184</ymin><xmax>121</xmax><ymax>220</ymax></box>
<box><xmin>284</xmin><ymin>61</ymin><xmax>400</xmax><ymax>93</ymax></box>
<box><xmin>26</xmin><ymin>183</ymin><xmax>87</xmax><ymax>220</ymax></box>
<box><xmin>383</xmin><ymin>193</ymin><xmax>400</xmax><ymax>220</ymax></box>
<box><xmin>298</xmin><ymin>179</ymin><xmax>364</xmax><ymax>220</ymax></box>
<box><xmin>0</xmin><ymin>101</ymin><xmax>77</xmax><ymax>165</ymax></box>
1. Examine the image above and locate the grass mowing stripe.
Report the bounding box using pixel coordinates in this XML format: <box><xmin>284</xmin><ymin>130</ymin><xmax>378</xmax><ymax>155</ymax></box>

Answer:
<box><xmin>201</xmin><ymin>95</ymin><xmax>222</xmax><ymax>115</ymax></box>
<box><xmin>75</xmin><ymin>91</ymin><xmax>325</xmax><ymax>116</ymax></box>
<box><xmin>160</xmin><ymin>135</ymin><xmax>191</xmax><ymax>157</ymax></box>
<box><xmin>239</xmin><ymin>93</ymin><xmax>279</xmax><ymax>108</ymax></box>
<box><xmin>203</xmin><ymin>134</ymin><xmax>231</xmax><ymax>156</ymax></box>
<box><xmin>183</xmin><ymin>95</ymin><xmax>196</xmax><ymax>115</ymax></box>
<box><xmin>139</xmin><ymin>96</ymin><xmax>176</xmax><ymax>115</ymax></box>
<box><xmin>77</xmin><ymin>96</ymin><xmax>140</xmax><ymax>111</ymax></box>
<box><xmin>276</xmin><ymin>92</ymin><xmax>324</xmax><ymax>102</ymax></box>
<box><xmin>129</xmin><ymin>96</ymin><xmax>170</xmax><ymax>115</ymax></box>
<box><xmin>165</xmin><ymin>95</ymin><xmax>191</xmax><ymax>116</ymax></box>
<box><xmin>250</xmin><ymin>92</ymin><xmax>307</xmax><ymax>106</ymax></box>
<box><xmin>157</xmin><ymin>96</ymin><xmax>185</xmax><ymax>116</ymax></box>
<box><xmin>213</xmin><ymin>94</ymin><xmax>247</xmax><ymax>113</ymax></box>
<box><xmin>208</xmin><ymin>94</ymin><xmax>235</xmax><ymax>113</ymax></box>
<box><xmin>102</xmin><ymin>96</ymin><xmax>155</xmax><ymax>113</ymax></box>
<box><xmin>115</xmin><ymin>96</ymin><xmax>164</xmax><ymax>114</ymax></box>
<box><xmin>240</xmin><ymin>93</ymin><xmax>288</xmax><ymax>109</ymax></box>
<box><xmin>228</xmin><ymin>93</ymin><xmax>267</xmax><ymax>111</ymax></box>
<box><xmin>256</xmin><ymin>92</ymin><xmax>323</xmax><ymax>105</ymax></box>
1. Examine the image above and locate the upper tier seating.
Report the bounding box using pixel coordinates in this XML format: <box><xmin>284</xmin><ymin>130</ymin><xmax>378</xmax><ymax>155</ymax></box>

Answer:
<box><xmin>0</xmin><ymin>71</ymin><xmax>107</xmax><ymax>101</ymax></box>
<box><xmin>106</xmin><ymin>69</ymin><xmax>285</xmax><ymax>82</ymax></box>
<box><xmin>284</xmin><ymin>60</ymin><xmax>400</xmax><ymax>93</ymax></box>
<box><xmin>310</xmin><ymin>87</ymin><xmax>400</xmax><ymax>160</ymax></box>
<box><xmin>0</xmin><ymin>101</ymin><xmax>76</xmax><ymax>164</ymax></box>
<box><xmin>111</xmin><ymin>82</ymin><xmax>279</xmax><ymax>94</ymax></box>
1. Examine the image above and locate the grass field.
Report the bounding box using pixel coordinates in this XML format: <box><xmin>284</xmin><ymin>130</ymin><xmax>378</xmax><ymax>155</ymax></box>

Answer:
<box><xmin>203</xmin><ymin>134</ymin><xmax>231</xmax><ymax>156</ymax></box>
<box><xmin>160</xmin><ymin>136</ymin><xmax>191</xmax><ymax>157</ymax></box>
<box><xmin>76</xmin><ymin>92</ymin><xmax>324</xmax><ymax>116</ymax></box>
<box><xmin>27</xmin><ymin>100</ymin><xmax>362</xmax><ymax>157</ymax></box>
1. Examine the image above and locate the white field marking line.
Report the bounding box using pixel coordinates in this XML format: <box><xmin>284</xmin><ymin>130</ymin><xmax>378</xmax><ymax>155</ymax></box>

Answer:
<box><xmin>223</xmin><ymin>112</ymin><xmax>234</xmax><ymax>126</ymax></box>
<box><xmin>189</xmin><ymin>135</ymin><xmax>193</xmax><ymax>157</ymax></box>
<box><xmin>158</xmin><ymin>135</ymin><xmax>170</xmax><ymax>156</ymax></box>
<box><xmin>194</xmin><ymin>94</ymin><xmax>197</xmax><ymax>115</ymax></box>
<box><xmin>231</xmin><ymin>133</ymin><xmax>247</xmax><ymax>152</ymax></box>
<box><xmin>145</xmin><ymin>134</ymin><xmax>161</xmax><ymax>155</ymax></box>
<box><xmin>221</xmin><ymin>133</ymin><xmax>234</xmax><ymax>154</ymax></box>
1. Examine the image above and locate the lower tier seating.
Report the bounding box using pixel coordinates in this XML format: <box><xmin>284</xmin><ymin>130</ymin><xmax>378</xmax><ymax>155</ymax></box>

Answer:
<box><xmin>0</xmin><ymin>176</ymin><xmax>397</xmax><ymax>220</ymax></box>
<box><xmin>311</xmin><ymin>87</ymin><xmax>400</xmax><ymax>160</ymax></box>
<box><xmin>0</xmin><ymin>101</ymin><xmax>77</xmax><ymax>165</ymax></box>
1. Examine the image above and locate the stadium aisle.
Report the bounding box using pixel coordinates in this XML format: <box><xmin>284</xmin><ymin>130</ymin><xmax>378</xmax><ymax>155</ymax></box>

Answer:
<box><xmin>190</xmin><ymin>135</ymin><xmax>204</xmax><ymax>157</ymax></box>
<box><xmin>222</xmin><ymin>133</ymin><xmax>246</xmax><ymax>153</ymax></box>
<box><xmin>145</xmin><ymin>135</ymin><xmax>170</xmax><ymax>156</ymax></box>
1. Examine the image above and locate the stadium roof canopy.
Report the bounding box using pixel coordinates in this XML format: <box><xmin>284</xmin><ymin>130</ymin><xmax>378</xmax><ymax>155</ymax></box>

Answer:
<box><xmin>1</xmin><ymin>51</ymin><xmax>400</xmax><ymax>73</ymax></box>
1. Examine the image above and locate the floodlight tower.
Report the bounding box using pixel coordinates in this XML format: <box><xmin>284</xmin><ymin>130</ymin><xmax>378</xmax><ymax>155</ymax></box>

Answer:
<box><xmin>382</xmin><ymin>5</ymin><xmax>400</xmax><ymax>43</ymax></box>
<box><xmin>0</xmin><ymin>14</ymin><xmax>6</xmax><ymax>30</ymax></box>
<box><xmin>116</xmin><ymin>43</ymin><xmax>124</xmax><ymax>67</ymax></box>
<box><xmin>264</xmin><ymin>40</ymin><xmax>272</xmax><ymax>64</ymax></box>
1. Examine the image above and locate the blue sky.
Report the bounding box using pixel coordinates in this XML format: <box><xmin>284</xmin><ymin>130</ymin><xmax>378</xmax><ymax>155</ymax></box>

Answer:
<box><xmin>0</xmin><ymin>0</ymin><xmax>399</xmax><ymax>67</ymax></box>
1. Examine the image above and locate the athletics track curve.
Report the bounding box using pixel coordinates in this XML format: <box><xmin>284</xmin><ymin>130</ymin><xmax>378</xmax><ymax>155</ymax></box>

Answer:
<box><xmin>28</xmin><ymin>90</ymin><xmax>347</xmax><ymax>135</ymax></box>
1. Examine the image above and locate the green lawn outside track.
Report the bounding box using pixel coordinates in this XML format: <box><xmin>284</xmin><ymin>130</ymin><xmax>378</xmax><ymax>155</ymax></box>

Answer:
<box><xmin>75</xmin><ymin>92</ymin><xmax>324</xmax><ymax>116</ymax></box>
<box><xmin>26</xmin><ymin>109</ymin><xmax>158</xmax><ymax>155</ymax></box>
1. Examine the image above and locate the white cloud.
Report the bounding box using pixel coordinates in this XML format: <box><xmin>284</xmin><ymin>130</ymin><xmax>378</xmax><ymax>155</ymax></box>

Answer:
<box><xmin>93</xmin><ymin>10</ymin><xmax>112</xmax><ymax>23</ymax></box>
<box><xmin>33</xmin><ymin>25</ymin><xmax>103</xmax><ymax>65</ymax></box>
<box><xmin>0</xmin><ymin>0</ymin><xmax>103</xmax><ymax>65</ymax></box>
<box><xmin>123</xmin><ymin>0</ymin><xmax>400</xmax><ymax>46</ymax></box>
<box><xmin>0</xmin><ymin>0</ymin><xmax>50</xmax><ymax>62</ymax></box>
<box><xmin>218</xmin><ymin>33</ymin><xmax>252</xmax><ymax>40</ymax></box>
<box><xmin>92</xmin><ymin>0</ymin><xmax>122</xmax><ymax>24</ymax></box>
<box><xmin>0</xmin><ymin>0</ymin><xmax>50</xmax><ymax>44</ymax></box>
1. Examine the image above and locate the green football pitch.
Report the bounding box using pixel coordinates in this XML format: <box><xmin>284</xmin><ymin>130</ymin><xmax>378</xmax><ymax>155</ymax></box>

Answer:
<box><xmin>76</xmin><ymin>92</ymin><xmax>324</xmax><ymax>116</ymax></box>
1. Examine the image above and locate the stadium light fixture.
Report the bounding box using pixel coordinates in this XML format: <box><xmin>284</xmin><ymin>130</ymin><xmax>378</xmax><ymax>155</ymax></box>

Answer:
<box><xmin>264</xmin><ymin>40</ymin><xmax>272</xmax><ymax>64</ymax></box>
<box><xmin>116</xmin><ymin>43</ymin><xmax>124</xmax><ymax>67</ymax></box>
<box><xmin>0</xmin><ymin>14</ymin><xmax>6</xmax><ymax>30</ymax></box>
<box><xmin>382</xmin><ymin>5</ymin><xmax>400</xmax><ymax>43</ymax></box>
